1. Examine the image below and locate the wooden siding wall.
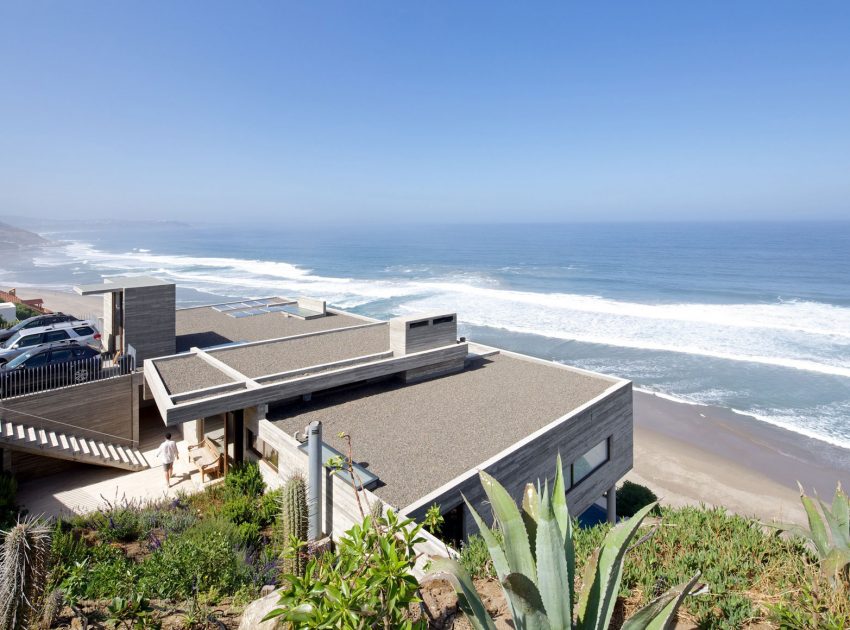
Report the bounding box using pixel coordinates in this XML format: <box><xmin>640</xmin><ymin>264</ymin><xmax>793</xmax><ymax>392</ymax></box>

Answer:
<box><xmin>405</xmin><ymin>382</ymin><xmax>633</xmax><ymax>537</ymax></box>
<box><xmin>0</xmin><ymin>375</ymin><xmax>139</xmax><ymax>447</ymax></box>
<box><xmin>258</xmin><ymin>419</ymin><xmax>448</xmax><ymax>576</ymax></box>
<box><xmin>123</xmin><ymin>284</ymin><xmax>176</xmax><ymax>363</ymax></box>
<box><xmin>9</xmin><ymin>451</ymin><xmax>81</xmax><ymax>478</ymax></box>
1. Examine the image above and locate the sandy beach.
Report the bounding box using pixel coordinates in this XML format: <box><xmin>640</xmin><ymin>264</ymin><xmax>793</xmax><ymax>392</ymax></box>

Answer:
<box><xmin>5</xmin><ymin>284</ymin><xmax>848</xmax><ymax>526</ymax></box>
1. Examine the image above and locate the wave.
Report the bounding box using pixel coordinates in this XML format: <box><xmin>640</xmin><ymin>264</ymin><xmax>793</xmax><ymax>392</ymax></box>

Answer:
<box><xmin>40</xmin><ymin>241</ymin><xmax>850</xmax><ymax>380</ymax></box>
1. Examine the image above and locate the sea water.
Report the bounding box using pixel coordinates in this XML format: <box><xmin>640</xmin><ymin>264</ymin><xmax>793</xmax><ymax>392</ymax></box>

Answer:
<box><xmin>3</xmin><ymin>220</ymin><xmax>849</xmax><ymax>448</ymax></box>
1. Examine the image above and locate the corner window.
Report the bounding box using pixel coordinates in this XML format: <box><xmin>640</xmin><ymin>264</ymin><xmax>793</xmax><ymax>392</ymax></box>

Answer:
<box><xmin>571</xmin><ymin>438</ymin><xmax>609</xmax><ymax>487</ymax></box>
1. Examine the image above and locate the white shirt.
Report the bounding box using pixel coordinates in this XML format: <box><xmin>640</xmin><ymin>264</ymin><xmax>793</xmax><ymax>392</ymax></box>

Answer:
<box><xmin>156</xmin><ymin>439</ymin><xmax>178</xmax><ymax>464</ymax></box>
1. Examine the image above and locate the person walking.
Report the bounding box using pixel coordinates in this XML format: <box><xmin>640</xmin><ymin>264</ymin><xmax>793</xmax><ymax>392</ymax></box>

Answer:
<box><xmin>156</xmin><ymin>432</ymin><xmax>179</xmax><ymax>487</ymax></box>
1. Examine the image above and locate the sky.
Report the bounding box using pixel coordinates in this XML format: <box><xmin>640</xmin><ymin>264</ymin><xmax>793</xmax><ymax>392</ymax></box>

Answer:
<box><xmin>1</xmin><ymin>1</ymin><xmax>849</xmax><ymax>224</ymax></box>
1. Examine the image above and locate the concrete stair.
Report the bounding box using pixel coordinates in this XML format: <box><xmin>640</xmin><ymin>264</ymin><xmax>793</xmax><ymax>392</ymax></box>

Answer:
<box><xmin>0</xmin><ymin>420</ymin><xmax>149</xmax><ymax>471</ymax></box>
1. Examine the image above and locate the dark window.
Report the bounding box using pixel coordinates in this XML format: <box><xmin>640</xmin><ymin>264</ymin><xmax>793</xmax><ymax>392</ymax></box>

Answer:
<box><xmin>24</xmin><ymin>353</ymin><xmax>49</xmax><ymax>368</ymax></box>
<box><xmin>432</xmin><ymin>315</ymin><xmax>454</xmax><ymax>325</ymax></box>
<box><xmin>44</xmin><ymin>330</ymin><xmax>70</xmax><ymax>342</ymax></box>
<box><xmin>571</xmin><ymin>438</ymin><xmax>610</xmax><ymax>487</ymax></box>
<box><xmin>73</xmin><ymin>326</ymin><xmax>95</xmax><ymax>336</ymax></box>
<box><xmin>18</xmin><ymin>335</ymin><xmax>42</xmax><ymax>348</ymax></box>
<box><xmin>24</xmin><ymin>320</ymin><xmax>43</xmax><ymax>329</ymax></box>
<box><xmin>409</xmin><ymin>320</ymin><xmax>429</xmax><ymax>329</ymax></box>
<box><xmin>50</xmin><ymin>349</ymin><xmax>74</xmax><ymax>362</ymax></box>
<box><xmin>441</xmin><ymin>504</ymin><xmax>465</xmax><ymax>548</ymax></box>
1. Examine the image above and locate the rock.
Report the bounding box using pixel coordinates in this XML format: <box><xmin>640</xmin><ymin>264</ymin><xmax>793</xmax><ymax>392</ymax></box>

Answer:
<box><xmin>238</xmin><ymin>589</ymin><xmax>283</xmax><ymax>630</ymax></box>
<box><xmin>261</xmin><ymin>584</ymin><xmax>276</xmax><ymax>597</ymax></box>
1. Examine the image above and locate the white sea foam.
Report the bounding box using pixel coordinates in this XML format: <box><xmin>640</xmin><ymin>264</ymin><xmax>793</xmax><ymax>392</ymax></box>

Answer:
<box><xmin>46</xmin><ymin>242</ymin><xmax>850</xmax><ymax>381</ymax></box>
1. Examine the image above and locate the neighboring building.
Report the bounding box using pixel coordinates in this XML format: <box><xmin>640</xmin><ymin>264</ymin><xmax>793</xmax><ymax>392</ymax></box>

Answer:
<box><xmin>1</xmin><ymin>276</ymin><xmax>633</xmax><ymax>537</ymax></box>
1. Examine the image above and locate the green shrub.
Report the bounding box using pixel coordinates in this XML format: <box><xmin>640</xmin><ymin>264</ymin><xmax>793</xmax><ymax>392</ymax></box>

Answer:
<box><xmin>62</xmin><ymin>544</ymin><xmax>139</xmax><ymax>601</ymax></box>
<box><xmin>224</xmin><ymin>462</ymin><xmax>265</xmax><ymax>499</ymax></box>
<box><xmin>91</xmin><ymin>506</ymin><xmax>146</xmax><ymax>543</ymax></box>
<box><xmin>138</xmin><ymin>517</ymin><xmax>249</xmax><ymax>600</ymax></box>
<box><xmin>14</xmin><ymin>304</ymin><xmax>39</xmax><ymax>321</ymax></box>
<box><xmin>235</xmin><ymin>522</ymin><xmax>261</xmax><ymax>547</ymax></box>
<box><xmin>458</xmin><ymin>533</ymin><xmax>499</xmax><ymax>580</ymax></box>
<box><xmin>257</xmin><ymin>488</ymin><xmax>281</xmax><ymax>528</ymax></box>
<box><xmin>222</xmin><ymin>495</ymin><xmax>255</xmax><ymax>525</ymax></box>
<box><xmin>266</xmin><ymin>510</ymin><xmax>424</xmax><ymax>629</ymax></box>
<box><xmin>616</xmin><ymin>480</ymin><xmax>658</xmax><ymax>518</ymax></box>
<box><xmin>0</xmin><ymin>473</ymin><xmax>21</xmax><ymax>530</ymax></box>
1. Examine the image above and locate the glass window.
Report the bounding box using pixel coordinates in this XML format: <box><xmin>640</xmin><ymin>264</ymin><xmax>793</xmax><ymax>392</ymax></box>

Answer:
<box><xmin>24</xmin><ymin>353</ymin><xmax>49</xmax><ymax>368</ymax></box>
<box><xmin>44</xmin><ymin>330</ymin><xmax>69</xmax><ymax>342</ymax></box>
<box><xmin>6</xmin><ymin>351</ymin><xmax>33</xmax><ymax>369</ymax></box>
<box><xmin>73</xmin><ymin>326</ymin><xmax>94</xmax><ymax>336</ymax></box>
<box><xmin>50</xmin><ymin>349</ymin><xmax>74</xmax><ymax>362</ymax></box>
<box><xmin>18</xmin><ymin>334</ymin><xmax>42</xmax><ymax>347</ymax></box>
<box><xmin>572</xmin><ymin>439</ymin><xmax>609</xmax><ymax>486</ymax></box>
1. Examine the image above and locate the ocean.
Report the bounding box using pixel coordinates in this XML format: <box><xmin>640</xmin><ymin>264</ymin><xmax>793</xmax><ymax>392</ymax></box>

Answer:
<box><xmin>3</xmin><ymin>220</ymin><xmax>849</xmax><ymax>449</ymax></box>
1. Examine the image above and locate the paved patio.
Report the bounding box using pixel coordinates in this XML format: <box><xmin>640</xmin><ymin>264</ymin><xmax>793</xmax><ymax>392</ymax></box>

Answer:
<box><xmin>16</xmin><ymin>408</ymin><xmax>281</xmax><ymax>518</ymax></box>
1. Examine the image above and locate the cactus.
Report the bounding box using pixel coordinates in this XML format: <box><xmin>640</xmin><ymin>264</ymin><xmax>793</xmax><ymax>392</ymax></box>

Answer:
<box><xmin>279</xmin><ymin>474</ymin><xmax>308</xmax><ymax>577</ymax></box>
<box><xmin>0</xmin><ymin>516</ymin><xmax>53</xmax><ymax>630</ymax></box>
<box><xmin>431</xmin><ymin>455</ymin><xmax>701</xmax><ymax>630</ymax></box>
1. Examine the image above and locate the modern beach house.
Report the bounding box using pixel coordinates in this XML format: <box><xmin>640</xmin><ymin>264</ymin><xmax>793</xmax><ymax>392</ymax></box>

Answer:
<box><xmin>0</xmin><ymin>276</ymin><xmax>633</xmax><ymax>538</ymax></box>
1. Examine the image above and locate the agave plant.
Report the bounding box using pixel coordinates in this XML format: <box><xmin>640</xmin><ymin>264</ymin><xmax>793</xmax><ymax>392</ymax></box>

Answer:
<box><xmin>773</xmin><ymin>482</ymin><xmax>850</xmax><ymax>583</ymax></box>
<box><xmin>431</xmin><ymin>456</ymin><xmax>700</xmax><ymax>630</ymax></box>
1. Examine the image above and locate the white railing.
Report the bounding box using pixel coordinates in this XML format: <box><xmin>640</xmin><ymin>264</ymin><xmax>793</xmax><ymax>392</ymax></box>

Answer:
<box><xmin>0</xmin><ymin>355</ymin><xmax>135</xmax><ymax>400</ymax></box>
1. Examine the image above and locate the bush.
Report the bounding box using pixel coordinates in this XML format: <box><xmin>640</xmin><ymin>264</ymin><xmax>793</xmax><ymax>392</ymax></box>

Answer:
<box><xmin>14</xmin><ymin>304</ymin><xmax>39</xmax><ymax>321</ymax></box>
<box><xmin>257</xmin><ymin>488</ymin><xmax>282</xmax><ymax>528</ymax></box>
<box><xmin>616</xmin><ymin>480</ymin><xmax>658</xmax><ymax>518</ymax></box>
<box><xmin>224</xmin><ymin>462</ymin><xmax>265</xmax><ymax>499</ymax></box>
<box><xmin>0</xmin><ymin>472</ymin><xmax>21</xmax><ymax>530</ymax></box>
<box><xmin>222</xmin><ymin>495</ymin><xmax>255</xmax><ymax>525</ymax></box>
<box><xmin>138</xmin><ymin>517</ymin><xmax>250</xmax><ymax>600</ymax></box>
<box><xmin>458</xmin><ymin>533</ymin><xmax>499</xmax><ymax>580</ymax></box>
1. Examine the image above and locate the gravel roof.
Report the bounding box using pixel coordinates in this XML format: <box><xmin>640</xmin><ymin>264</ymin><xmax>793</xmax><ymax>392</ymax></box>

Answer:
<box><xmin>208</xmin><ymin>325</ymin><xmax>390</xmax><ymax>379</ymax></box>
<box><xmin>175</xmin><ymin>307</ymin><xmax>368</xmax><ymax>352</ymax></box>
<box><xmin>156</xmin><ymin>354</ymin><xmax>236</xmax><ymax>395</ymax></box>
<box><xmin>269</xmin><ymin>353</ymin><xmax>615</xmax><ymax>509</ymax></box>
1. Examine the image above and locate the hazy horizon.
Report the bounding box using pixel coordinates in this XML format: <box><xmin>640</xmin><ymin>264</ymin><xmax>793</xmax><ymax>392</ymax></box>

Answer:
<box><xmin>2</xmin><ymin>2</ymin><xmax>849</xmax><ymax>224</ymax></box>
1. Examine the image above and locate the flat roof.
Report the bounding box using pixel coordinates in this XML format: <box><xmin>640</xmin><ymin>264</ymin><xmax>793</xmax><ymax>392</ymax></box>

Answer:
<box><xmin>269</xmin><ymin>352</ymin><xmax>619</xmax><ymax>509</ymax></box>
<box><xmin>175</xmin><ymin>304</ymin><xmax>371</xmax><ymax>352</ymax></box>
<box><xmin>208</xmin><ymin>325</ymin><xmax>389</xmax><ymax>379</ymax></box>
<box><xmin>75</xmin><ymin>275</ymin><xmax>174</xmax><ymax>294</ymax></box>
<box><xmin>155</xmin><ymin>354</ymin><xmax>237</xmax><ymax>395</ymax></box>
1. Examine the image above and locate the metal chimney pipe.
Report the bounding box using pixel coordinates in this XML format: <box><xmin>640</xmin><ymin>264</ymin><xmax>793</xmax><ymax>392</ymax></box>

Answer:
<box><xmin>307</xmin><ymin>420</ymin><xmax>322</xmax><ymax>540</ymax></box>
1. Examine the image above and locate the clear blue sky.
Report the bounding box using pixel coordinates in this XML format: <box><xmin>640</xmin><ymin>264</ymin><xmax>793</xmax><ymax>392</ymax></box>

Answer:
<box><xmin>2</xmin><ymin>1</ymin><xmax>849</xmax><ymax>223</ymax></box>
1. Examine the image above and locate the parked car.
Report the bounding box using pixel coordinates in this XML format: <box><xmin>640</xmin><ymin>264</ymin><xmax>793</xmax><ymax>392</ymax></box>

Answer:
<box><xmin>0</xmin><ymin>312</ymin><xmax>81</xmax><ymax>344</ymax></box>
<box><xmin>0</xmin><ymin>343</ymin><xmax>103</xmax><ymax>397</ymax></box>
<box><xmin>0</xmin><ymin>321</ymin><xmax>101</xmax><ymax>366</ymax></box>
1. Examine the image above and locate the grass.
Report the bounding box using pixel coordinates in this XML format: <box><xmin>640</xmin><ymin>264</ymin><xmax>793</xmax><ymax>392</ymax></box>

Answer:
<box><xmin>459</xmin><ymin>504</ymin><xmax>850</xmax><ymax>629</ymax></box>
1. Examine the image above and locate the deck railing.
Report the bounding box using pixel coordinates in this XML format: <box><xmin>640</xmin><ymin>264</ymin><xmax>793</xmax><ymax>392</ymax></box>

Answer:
<box><xmin>0</xmin><ymin>355</ymin><xmax>135</xmax><ymax>400</ymax></box>
<box><xmin>0</xmin><ymin>290</ymin><xmax>50</xmax><ymax>314</ymax></box>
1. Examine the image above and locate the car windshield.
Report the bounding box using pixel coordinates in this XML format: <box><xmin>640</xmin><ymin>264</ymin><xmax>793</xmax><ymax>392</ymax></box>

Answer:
<box><xmin>0</xmin><ymin>332</ymin><xmax>23</xmax><ymax>349</ymax></box>
<box><xmin>5</xmin><ymin>351</ymin><xmax>33</xmax><ymax>369</ymax></box>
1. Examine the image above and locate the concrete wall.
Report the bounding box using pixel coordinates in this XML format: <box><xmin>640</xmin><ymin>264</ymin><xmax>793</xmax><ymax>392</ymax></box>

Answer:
<box><xmin>123</xmin><ymin>284</ymin><xmax>176</xmax><ymax>363</ymax></box>
<box><xmin>389</xmin><ymin>313</ymin><xmax>458</xmax><ymax>355</ymax></box>
<box><xmin>258</xmin><ymin>419</ymin><xmax>448</xmax><ymax>576</ymax></box>
<box><xmin>404</xmin><ymin>382</ymin><xmax>633</xmax><ymax>537</ymax></box>
<box><xmin>0</xmin><ymin>374</ymin><xmax>139</xmax><ymax>448</ymax></box>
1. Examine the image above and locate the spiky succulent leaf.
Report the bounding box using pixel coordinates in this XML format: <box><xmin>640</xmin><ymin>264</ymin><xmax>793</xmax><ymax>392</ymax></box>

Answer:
<box><xmin>502</xmin><ymin>573</ymin><xmax>552</xmax><ymax>630</ymax></box>
<box><xmin>575</xmin><ymin>502</ymin><xmax>657</xmax><ymax>630</ymax></box>
<box><xmin>620</xmin><ymin>571</ymin><xmax>701</xmax><ymax>630</ymax></box>
<box><xmin>480</xmin><ymin>471</ymin><xmax>537</xmax><ymax>582</ymax></box>
<box><xmin>822</xmin><ymin>547</ymin><xmax>850</xmax><ymax>582</ymax></box>
<box><xmin>522</xmin><ymin>483</ymin><xmax>540</xmax><ymax>560</ymax></box>
<box><xmin>430</xmin><ymin>558</ymin><xmax>498</xmax><ymax>630</ymax></box>
<box><xmin>798</xmin><ymin>485</ymin><xmax>830</xmax><ymax>557</ymax></box>
<box><xmin>818</xmin><ymin>498</ymin><xmax>848</xmax><ymax>550</ymax></box>
<box><xmin>464</xmin><ymin>496</ymin><xmax>510</xmax><ymax>580</ymax></box>
<box><xmin>535</xmin><ymin>487</ymin><xmax>571</xmax><ymax>629</ymax></box>
<box><xmin>552</xmin><ymin>454</ymin><xmax>575</xmax><ymax>607</ymax></box>
<box><xmin>830</xmin><ymin>484</ymin><xmax>850</xmax><ymax>547</ymax></box>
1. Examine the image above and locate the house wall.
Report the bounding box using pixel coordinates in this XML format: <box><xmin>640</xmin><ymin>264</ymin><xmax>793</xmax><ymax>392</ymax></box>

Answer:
<box><xmin>257</xmin><ymin>419</ymin><xmax>448</xmax><ymax>577</ymax></box>
<box><xmin>123</xmin><ymin>284</ymin><xmax>176</xmax><ymax>363</ymax></box>
<box><xmin>0</xmin><ymin>375</ymin><xmax>139</xmax><ymax>452</ymax></box>
<box><xmin>404</xmin><ymin>382</ymin><xmax>633</xmax><ymax>537</ymax></box>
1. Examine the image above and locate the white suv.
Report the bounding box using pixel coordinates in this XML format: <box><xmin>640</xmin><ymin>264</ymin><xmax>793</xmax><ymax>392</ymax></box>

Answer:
<box><xmin>0</xmin><ymin>321</ymin><xmax>102</xmax><ymax>365</ymax></box>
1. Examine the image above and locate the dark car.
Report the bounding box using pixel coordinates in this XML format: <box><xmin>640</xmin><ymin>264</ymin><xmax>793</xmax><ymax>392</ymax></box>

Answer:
<box><xmin>0</xmin><ymin>312</ymin><xmax>81</xmax><ymax>344</ymax></box>
<box><xmin>0</xmin><ymin>343</ymin><xmax>102</xmax><ymax>398</ymax></box>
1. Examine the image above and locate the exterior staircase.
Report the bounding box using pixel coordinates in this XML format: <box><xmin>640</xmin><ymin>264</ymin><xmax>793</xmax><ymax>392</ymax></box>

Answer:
<box><xmin>0</xmin><ymin>420</ymin><xmax>149</xmax><ymax>471</ymax></box>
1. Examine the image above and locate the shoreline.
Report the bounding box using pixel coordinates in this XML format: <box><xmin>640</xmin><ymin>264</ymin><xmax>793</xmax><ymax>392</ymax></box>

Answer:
<box><xmin>7</xmin><ymin>284</ymin><xmax>847</xmax><ymax>525</ymax></box>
